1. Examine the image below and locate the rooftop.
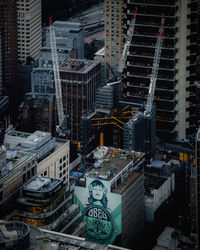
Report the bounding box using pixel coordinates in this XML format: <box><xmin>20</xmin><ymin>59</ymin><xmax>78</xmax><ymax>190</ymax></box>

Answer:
<box><xmin>54</xmin><ymin>21</ymin><xmax>83</xmax><ymax>30</ymax></box>
<box><xmin>4</xmin><ymin>129</ymin><xmax>67</xmax><ymax>161</ymax></box>
<box><xmin>0</xmin><ymin>147</ymin><xmax>35</xmax><ymax>181</ymax></box>
<box><xmin>0</xmin><ymin>220</ymin><xmax>42</xmax><ymax>250</ymax></box>
<box><xmin>84</xmin><ymin>146</ymin><xmax>145</xmax><ymax>189</ymax></box>
<box><xmin>60</xmin><ymin>58</ymin><xmax>99</xmax><ymax>74</ymax></box>
<box><xmin>149</xmin><ymin>160</ymin><xmax>166</xmax><ymax>169</ymax></box>
<box><xmin>23</xmin><ymin>176</ymin><xmax>61</xmax><ymax>192</ymax></box>
<box><xmin>41</xmin><ymin>229</ymin><xmax>131</xmax><ymax>250</ymax></box>
<box><xmin>145</xmin><ymin>173</ymin><xmax>167</xmax><ymax>191</ymax></box>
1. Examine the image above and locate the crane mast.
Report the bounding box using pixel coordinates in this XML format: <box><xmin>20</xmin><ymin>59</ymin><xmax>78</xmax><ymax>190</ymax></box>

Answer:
<box><xmin>107</xmin><ymin>7</ymin><xmax>138</xmax><ymax>86</ymax></box>
<box><xmin>49</xmin><ymin>17</ymin><xmax>68</xmax><ymax>136</ymax></box>
<box><xmin>118</xmin><ymin>7</ymin><xmax>138</xmax><ymax>74</ymax></box>
<box><xmin>144</xmin><ymin>14</ymin><xmax>165</xmax><ymax>117</ymax></box>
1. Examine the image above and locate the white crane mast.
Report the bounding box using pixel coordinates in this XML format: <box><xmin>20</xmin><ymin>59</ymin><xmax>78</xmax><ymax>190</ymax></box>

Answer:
<box><xmin>144</xmin><ymin>14</ymin><xmax>165</xmax><ymax>117</ymax></box>
<box><xmin>107</xmin><ymin>7</ymin><xmax>138</xmax><ymax>86</ymax></box>
<box><xmin>118</xmin><ymin>7</ymin><xmax>138</xmax><ymax>74</ymax></box>
<box><xmin>49</xmin><ymin>17</ymin><xmax>67</xmax><ymax>136</ymax></box>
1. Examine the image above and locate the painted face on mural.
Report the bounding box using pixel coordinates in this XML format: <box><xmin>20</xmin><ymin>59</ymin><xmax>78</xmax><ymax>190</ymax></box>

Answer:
<box><xmin>74</xmin><ymin>178</ymin><xmax>121</xmax><ymax>245</ymax></box>
<box><xmin>88</xmin><ymin>180</ymin><xmax>108</xmax><ymax>208</ymax></box>
<box><xmin>92</xmin><ymin>184</ymin><xmax>104</xmax><ymax>200</ymax></box>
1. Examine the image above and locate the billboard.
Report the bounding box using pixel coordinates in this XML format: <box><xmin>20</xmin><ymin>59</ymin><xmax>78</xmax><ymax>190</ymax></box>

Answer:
<box><xmin>74</xmin><ymin>177</ymin><xmax>121</xmax><ymax>245</ymax></box>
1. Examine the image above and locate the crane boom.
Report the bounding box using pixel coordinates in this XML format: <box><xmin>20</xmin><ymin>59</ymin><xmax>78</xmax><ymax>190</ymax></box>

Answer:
<box><xmin>107</xmin><ymin>7</ymin><xmax>137</xmax><ymax>86</ymax></box>
<box><xmin>118</xmin><ymin>7</ymin><xmax>138</xmax><ymax>74</ymax></box>
<box><xmin>144</xmin><ymin>14</ymin><xmax>165</xmax><ymax>117</ymax></box>
<box><xmin>49</xmin><ymin>17</ymin><xmax>68</xmax><ymax>136</ymax></box>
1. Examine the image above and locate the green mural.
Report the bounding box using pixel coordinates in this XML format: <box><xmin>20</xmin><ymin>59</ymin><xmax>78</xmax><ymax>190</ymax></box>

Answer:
<box><xmin>74</xmin><ymin>177</ymin><xmax>121</xmax><ymax>245</ymax></box>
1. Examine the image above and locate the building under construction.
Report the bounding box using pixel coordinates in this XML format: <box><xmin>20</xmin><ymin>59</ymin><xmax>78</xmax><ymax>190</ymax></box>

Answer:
<box><xmin>122</xmin><ymin>0</ymin><xmax>198</xmax><ymax>140</ymax></box>
<box><xmin>81</xmin><ymin>100</ymin><xmax>150</xmax><ymax>156</ymax></box>
<box><xmin>123</xmin><ymin>104</ymin><xmax>156</xmax><ymax>157</ymax></box>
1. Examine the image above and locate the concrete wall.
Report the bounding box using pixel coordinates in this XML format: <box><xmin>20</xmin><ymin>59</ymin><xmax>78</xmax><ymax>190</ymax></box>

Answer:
<box><xmin>37</xmin><ymin>140</ymin><xmax>70</xmax><ymax>187</ymax></box>
<box><xmin>175</xmin><ymin>0</ymin><xmax>190</xmax><ymax>139</ymax></box>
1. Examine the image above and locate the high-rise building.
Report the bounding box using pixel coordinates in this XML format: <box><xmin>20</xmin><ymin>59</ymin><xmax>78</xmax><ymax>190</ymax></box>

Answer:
<box><xmin>0</xmin><ymin>146</ymin><xmax>37</xmax><ymax>218</ymax></box>
<box><xmin>196</xmin><ymin>128</ymin><xmax>200</xmax><ymax>249</ymax></box>
<box><xmin>74</xmin><ymin>146</ymin><xmax>145</xmax><ymax>249</ymax></box>
<box><xmin>31</xmin><ymin>21</ymin><xmax>84</xmax><ymax>94</ymax></box>
<box><xmin>104</xmin><ymin>0</ymin><xmax>124</xmax><ymax>79</ymax></box>
<box><xmin>0</xmin><ymin>0</ymin><xmax>17</xmax><ymax>94</ymax></box>
<box><xmin>48</xmin><ymin>21</ymin><xmax>84</xmax><ymax>59</ymax></box>
<box><xmin>60</xmin><ymin>59</ymin><xmax>101</xmax><ymax>142</ymax></box>
<box><xmin>4</xmin><ymin>130</ymin><xmax>70</xmax><ymax>186</ymax></box>
<box><xmin>0</xmin><ymin>31</ymin><xmax>2</xmax><ymax>96</ymax></box>
<box><xmin>17</xmin><ymin>0</ymin><xmax>42</xmax><ymax>64</ymax></box>
<box><xmin>195</xmin><ymin>0</ymin><xmax>200</xmax><ymax>129</ymax></box>
<box><xmin>121</xmin><ymin>0</ymin><xmax>198</xmax><ymax>141</ymax></box>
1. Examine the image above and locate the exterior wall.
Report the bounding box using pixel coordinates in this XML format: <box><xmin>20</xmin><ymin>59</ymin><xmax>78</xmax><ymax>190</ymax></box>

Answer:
<box><xmin>104</xmin><ymin>0</ymin><xmax>124</xmax><ymax>80</ymax></box>
<box><xmin>0</xmin><ymin>153</ymin><xmax>37</xmax><ymax>217</ymax></box>
<box><xmin>196</xmin><ymin>129</ymin><xmax>200</xmax><ymax>249</ymax></box>
<box><xmin>31</xmin><ymin>21</ymin><xmax>83</xmax><ymax>95</ymax></box>
<box><xmin>153</xmin><ymin>174</ymin><xmax>174</xmax><ymax>210</ymax></box>
<box><xmin>17</xmin><ymin>0</ymin><xmax>42</xmax><ymax>63</ymax></box>
<box><xmin>74</xmin><ymin>177</ymin><xmax>122</xmax><ymax>245</ymax></box>
<box><xmin>22</xmin><ymin>94</ymin><xmax>54</xmax><ymax>133</ymax></box>
<box><xmin>190</xmin><ymin>169</ymin><xmax>197</xmax><ymax>234</ymax></box>
<box><xmin>121</xmin><ymin>173</ymin><xmax>144</xmax><ymax>249</ymax></box>
<box><xmin>145</xmin><ymin>173</ymin><xmax>175</xmax><ymax>223</ymax></box>
<box><xmin>0</xmin><ymin>0</ymin><xmax>17</xmax><ymax>93</ymax></box>
<box><xmin>60</xmin><ymin>61</ymin><xmax>101</xmax><ymax>141</ymax></box>
<box><xmin>175</xmin><ymin>0</ymin><xmax>190</xmax><ymax>139</ymax></box>
<box><xmin>122</xmin><ymin>0</ymin><xmax>196</xmax><ymax>141</ymax></box>
<box><xmin>37</xmin><ymin>140</ymin><xmax>70</xmax><ymax>187</ymax></box>
<box><xmin>0</xmin><ymin>31</ymin><xmax>2</xmax><ymax>95</ymax></box>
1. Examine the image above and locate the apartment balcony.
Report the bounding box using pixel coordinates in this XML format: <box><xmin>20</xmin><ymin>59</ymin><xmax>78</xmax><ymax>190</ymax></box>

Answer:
<box><xmin>126</xmin><ymin>92</ymin><xmax>176</xmax><ymax>102</ymax></box>
<box><xmin>127</xmin><ymin>0</ymin><xmax>176</xmax><ymax>8</ymax></box>
<box><xmin>156</xmin><ymin>101</ymin><xmax>176</xmax><ymax>110</ymax></box>
<box><xmin>127</xmin><ymin>64</ymin><xmax>176</xmax><ymax>75</ymax></box>
<box><xmin>157</xmin><ymin>116</ymin><xmax>177</xmax><ymax>123</ymax></box>
<box><xmin>157</xmin><ymin>109</ymin><xmax>177</xmax><ymax>117</ymax></box>
<box><xmin>126</xmin><ymin>72</ymin><xmax>176</xmax><ymax>82</ymax></box>
<box><xmin>128</xmin><ymin>52</ymin><xmax>175</xmax><ymax>60</ymax></box>
<box><xmin>157</xmin><ymin>129</ymin><xmax>177</xmax><ymax>140</ymax></box>
<box><xmin>156</xmin><ymin>121</ymin><xmax>177</xmax><ymax>134</ymax></box>
<box><xmin>126</xmin><ymin>83</ymin><xmax>176</xmax><ymax>94</ymax></box>
<box><xmin>130</xmin><ymin>42</ymin><xmax>176</xmax><ymax>51</ymax></box>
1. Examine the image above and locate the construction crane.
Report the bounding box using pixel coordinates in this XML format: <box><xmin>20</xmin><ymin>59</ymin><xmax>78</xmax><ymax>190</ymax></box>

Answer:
<box><xmin>107</xmin><ymin>7</ymin><xmax>138</xmax><ymax>86</ymax></box>
<box><xmin>49</xmin><ymin>17</ymin><xmax>69</xmax><ymax>136</ymax></box>
<box><xmin>144</xmin><ymin>13</ymin><xmax>165</xmax><ymax>117</ymax></box>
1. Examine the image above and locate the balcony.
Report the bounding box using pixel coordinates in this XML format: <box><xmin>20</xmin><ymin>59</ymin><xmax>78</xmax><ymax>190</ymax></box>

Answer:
<box><xmin>15</xmin><ymin>195</ymin><xmax>72</xmax><ymax>219</ymax></box>
<box><xmin>128</xmin><ymin>52</ymin><xmax>175</xmax><ymax>60</ymax></box>
<box><xmin>127</xmin><ymin>0</ymin><xmax>176</xmax><ymax>8</ymax></box>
